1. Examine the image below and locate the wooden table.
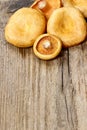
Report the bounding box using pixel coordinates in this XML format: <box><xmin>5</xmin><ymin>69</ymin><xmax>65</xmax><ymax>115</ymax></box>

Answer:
<box><xmin>0</xmin><ymin>0</ymin><xmax>87</xmax><ymax>130</ymax></box>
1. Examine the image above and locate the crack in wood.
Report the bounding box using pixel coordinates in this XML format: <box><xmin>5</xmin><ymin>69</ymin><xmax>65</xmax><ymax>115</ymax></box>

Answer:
<box><xmin>61</xmin><ymin>57</ymin><xmax>64</xmax><ymax>93</ymax></box>
<box><xmin>65</xmin><ymin>95</ymin><xmax>69</xmax><ymax>124</ymax></box>
<box><xmin>67</xmin><ymin>49</ymin><xmax>70</xmax><ymax>75</ymax></box>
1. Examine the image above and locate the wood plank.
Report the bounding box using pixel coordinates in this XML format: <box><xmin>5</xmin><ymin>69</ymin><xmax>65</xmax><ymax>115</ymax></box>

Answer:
<box><xmin>0</xmin><ymin>1</ymin><xmax>87</xmax><ymax>130</ymax></box>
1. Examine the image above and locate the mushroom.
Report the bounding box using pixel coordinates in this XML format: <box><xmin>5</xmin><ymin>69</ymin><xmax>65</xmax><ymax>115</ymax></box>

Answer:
<box><xmin>62</xmin><ymin>0</ymin><xmax>87</xmax><ymax>18</ymax></box>
<box><xmin>31</xmin><ymin>0</ymin><xmax>61</xmax><ymax>19</ymax></box>
<box><xmin>5</xmin><ymin>8</ymin><xmax>46</xmax><ymax>47</ymax></box>
<box><xmin>33</xmin><ymin>34</ymin><xmax>62</xmax><ymax>60</ymax></box>
<box><xmin>47</xmin><ymin>7</ymin><xmax>86</xmax><ymax>47</ymax></box>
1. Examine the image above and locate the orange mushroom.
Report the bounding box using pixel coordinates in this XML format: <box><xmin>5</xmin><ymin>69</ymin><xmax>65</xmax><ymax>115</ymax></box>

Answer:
<box><xmin>47</xmin><ymin>7</ymin><xmax>86</xmax><ymax>47</ymax></box>
<box><xmin>5</xmin><ymin>8</ymin><xmax>46</xmax><ymax>47</ymax></box>
<box><xmin>62</xmin><ymin>0</ymin><xmax>87</xmax><ymax>18</ymax></box>
<box><xmin>33</xmin><ymin>34</ymin><xmax>62</xmax><ymax>60</ymax></box>
<box><xmin>31</xmin><ymin>0</ymin><xmax>61</xmax><ymax>19</ymax></box>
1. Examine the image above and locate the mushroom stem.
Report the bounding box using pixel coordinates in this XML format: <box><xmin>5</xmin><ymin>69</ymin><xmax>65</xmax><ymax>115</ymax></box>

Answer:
<box><xmin>43</xmin><ymin>40</ymin><xmax>51</xmax><ymax>49</ymax></box>
<box><xmin>38</xmin><ymin>0</ymin><xmax>47</xmax><ymax>9</ymax></box>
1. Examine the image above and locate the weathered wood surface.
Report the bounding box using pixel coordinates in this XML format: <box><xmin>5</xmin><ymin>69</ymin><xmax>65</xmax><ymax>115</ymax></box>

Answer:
<box><xmin>0</xmin><ymin>0</ymin><xmax>87</xmax><ymax>130</ymax></box>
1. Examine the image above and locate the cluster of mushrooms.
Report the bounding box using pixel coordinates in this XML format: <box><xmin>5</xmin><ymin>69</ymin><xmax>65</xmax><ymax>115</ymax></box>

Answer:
<box><xmin>5</xmin><ymin>0</ymin><xmax>87</xmax><ymax>60</ymax></box>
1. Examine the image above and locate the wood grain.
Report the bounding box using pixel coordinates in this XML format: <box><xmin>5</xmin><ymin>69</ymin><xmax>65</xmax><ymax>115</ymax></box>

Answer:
<box><xmin>0</xmin><ymin>1</ymin><xmax>87</xmax><ymax>130</ymax></box>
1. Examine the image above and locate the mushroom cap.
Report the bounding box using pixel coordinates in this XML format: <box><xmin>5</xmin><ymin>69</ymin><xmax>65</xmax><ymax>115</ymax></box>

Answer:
<box><xmin>47</xmin><ymin>7</ymin><xmax>86</xmax><ymax>47</ymax></box>
<box><xmin>62</xmin><ymin>0</ymin><xmax>87</xmax><ymax>18</ymax></box>
<box><xmin>33</xmin><ymin>34</ymin><xmax>62</xmax><ymax>60</ymax></box>
<box><xmin>31</xmin><ymin>0</ymin><xmax>61</xmax><ymax>19</ymax></box>
<box><xmin>5</xmin><ymin>8</ymin><xmax>46</xmax><ymax>47</ymax></box>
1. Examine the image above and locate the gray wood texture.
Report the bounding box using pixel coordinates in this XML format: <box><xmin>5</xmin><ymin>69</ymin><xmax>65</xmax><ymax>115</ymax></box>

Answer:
<box><xmin>0</xmin><ymin>0</ymin><xmax>87</xmax><ymax>130</ymax></box>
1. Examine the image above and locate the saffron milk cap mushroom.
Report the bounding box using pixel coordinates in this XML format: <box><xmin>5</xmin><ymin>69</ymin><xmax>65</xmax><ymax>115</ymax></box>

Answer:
<box><xmin>47</xmin><ymin>7</ymin><xmax>86</xmax><ymax>47</ymax></box>
<box><xmin>31</xmin><ymin>0</ymin><xmax>61</xmax><ymax>19</ymax></box>
<box><xmin>62</xmin><ymin>0</ymin><xmax>87</xmax><ymax>18</ymax></box>
<box><xmin>33</xmin><ymin>34</ymin><xmax>62</xmax><ymax>60</ymax></box>
<box><xmin>5</xmin><ymin>8</ymin><xmax>46</xmax><ymax>47</ymax></box>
